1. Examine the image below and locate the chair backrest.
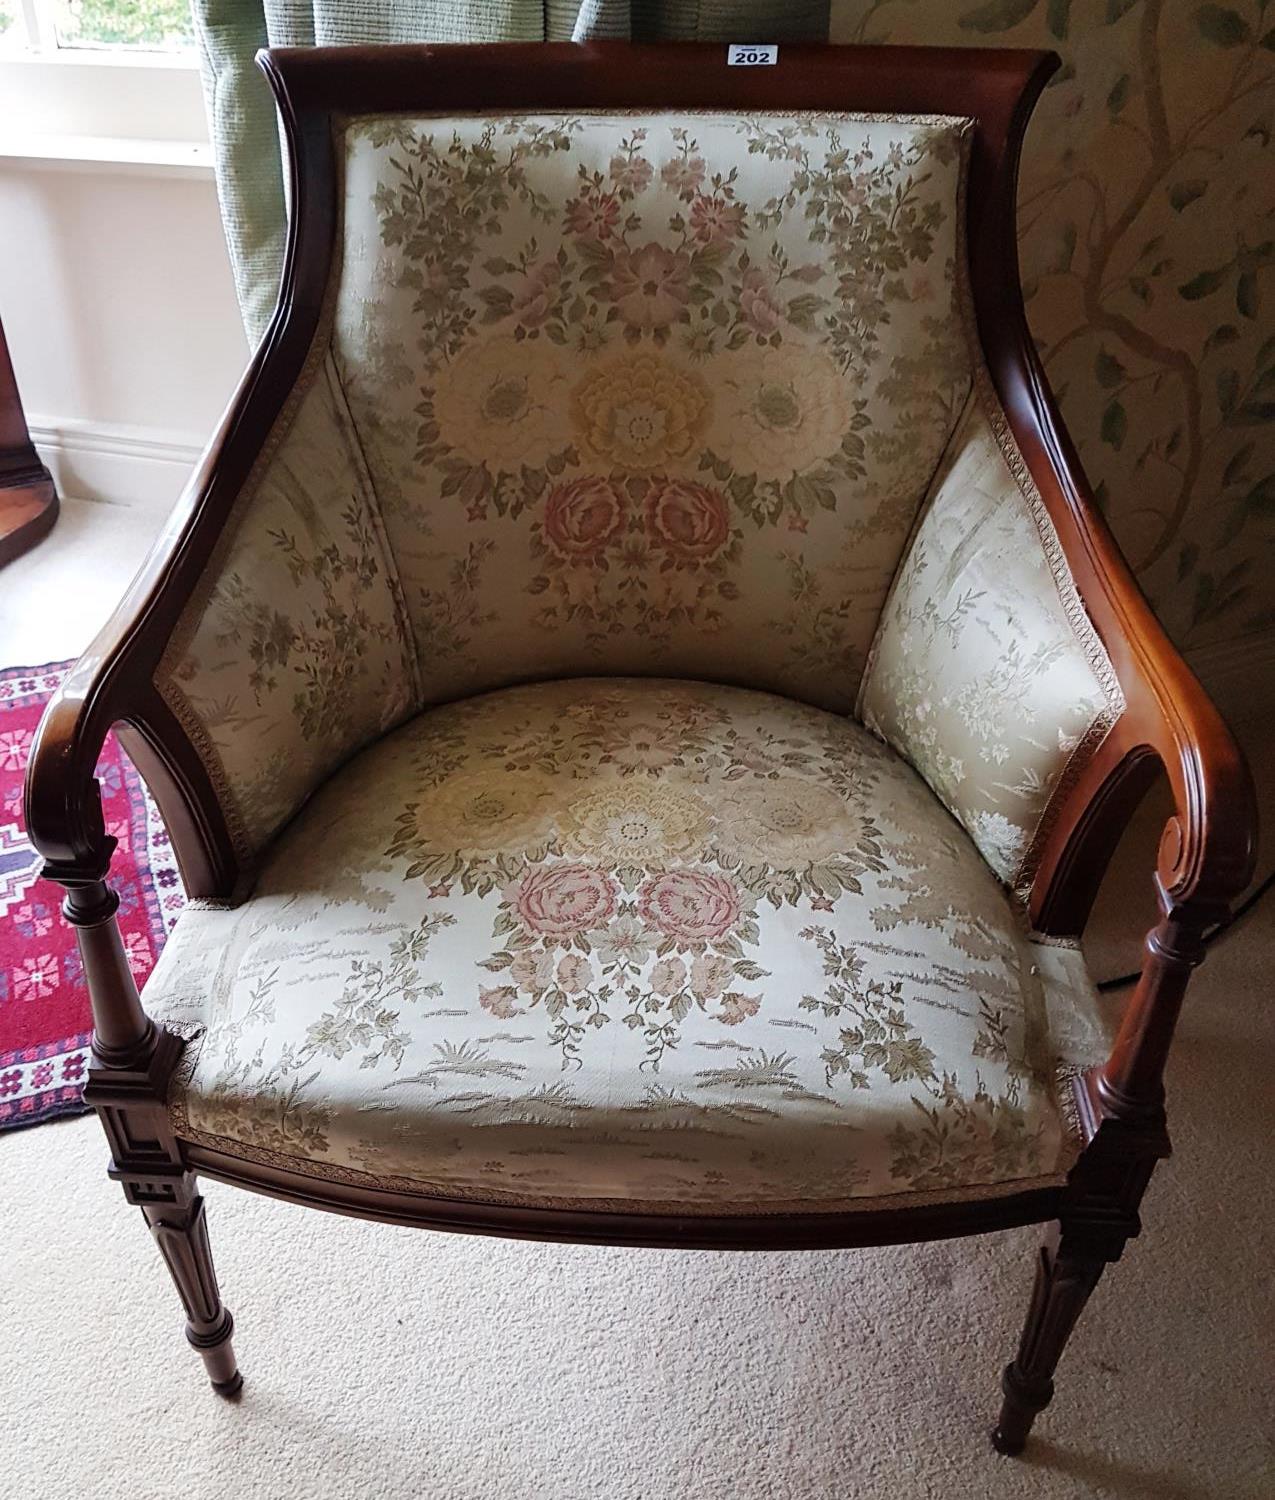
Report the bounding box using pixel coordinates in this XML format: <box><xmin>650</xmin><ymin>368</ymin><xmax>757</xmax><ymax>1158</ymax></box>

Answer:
<box><xmin>331</xmin><ymin>107</ymin><xmax>974</xmax><ymax>714</ymax></box>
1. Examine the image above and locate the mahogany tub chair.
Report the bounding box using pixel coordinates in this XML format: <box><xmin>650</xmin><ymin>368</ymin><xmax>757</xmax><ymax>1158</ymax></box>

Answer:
<box><xmin>25</xmin><ymin>42</ymin><xmax>1256</xmax><ymax>1454</ymax></box>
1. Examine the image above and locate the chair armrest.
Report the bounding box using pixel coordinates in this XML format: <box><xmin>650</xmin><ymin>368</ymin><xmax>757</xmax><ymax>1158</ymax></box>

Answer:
<box><xmin>25</xmin><ymin>421</ymin><xmax>260</xmax><ymax>899</ymax></box>
<box><xmin>26</xmin><ymin>93</ymin><xmax>419</xmax><ymax>900</ymax></box>
<box><xmin>1005</xmin><ymin>346</ymin><xmax>1258</xmax><ymax>932</ymax></box>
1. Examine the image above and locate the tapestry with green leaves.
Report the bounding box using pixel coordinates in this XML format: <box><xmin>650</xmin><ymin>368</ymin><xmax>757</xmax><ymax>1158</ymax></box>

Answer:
<box><xmin>832</xmin><ymin>0</ymin><xmax>1275</xmax><ymax>652</ymax></box>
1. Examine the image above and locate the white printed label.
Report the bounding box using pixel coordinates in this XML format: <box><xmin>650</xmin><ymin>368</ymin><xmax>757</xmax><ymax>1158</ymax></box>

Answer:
<box><xmin>727</xmin><ymin>44</ymin><xmax>778</xmax><ymax>66</ymax></box>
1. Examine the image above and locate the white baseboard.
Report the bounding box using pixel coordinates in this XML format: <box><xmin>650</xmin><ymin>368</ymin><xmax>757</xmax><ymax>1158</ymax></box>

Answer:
<box><xmin>1187</xmin><ymin>629</ymin><xmax>1275</xmax><ymax>730</ymax></box>
<box><xmin>31</xmin><ymin>416</ymin><xmax>204</xmax><ymax>512</ymax></box>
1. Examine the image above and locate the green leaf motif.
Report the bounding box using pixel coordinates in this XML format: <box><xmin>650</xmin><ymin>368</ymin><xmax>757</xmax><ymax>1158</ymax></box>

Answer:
<box><xmin>1107</xmin><ymin>73</ymin><xmax>1132</xmax><ymax>115</ymax></box>
<box><xmin>1247</xmin><ymin>474</ymin><xmax>1275</xmax><ymax>514</ymax></box>
<box><xmin>958</xmin><ymin>0</ymin><xmax>1039</xmax><ymax>32</ymax></box>
<box><xmin>1047</xmin><ymin>0</ymin><xmax>1072</xmax><ymax>37</ymax></box>
<box><xmin>1101</xmin><ymin>398</ymin><xmax>1128</xmax><ymax>450</ymax></box>
<box><xmin>1217</xmin><ymin>368</ymin><xmax>1240</xmax><ymax>414</ymax></box>
<box><xmin>1223</xmin><ymin>443</ymin><xmax>1254</xmax><ymax>486</ymax></box>
<box><xmin>1177</xmin><ymin>542</ymin><xmax>1199</xmax><ymax>583</ymax></box>
<box><xmin>1204</xmin><ymin>323</ymin><xmax>1240</xmax><ymax>354</ymax></box>
<box><xmin>1195</xmin><ymin>4</ymin><xmax>1251</xmax><ymax>44</ymax></box>
<box><xmin>1096</xmin><ymin>347</ymin><xmax>1127</xmax><ymax>388</ymax></box>
<box><xmin>1179</xmin><ymin>266</ymin><xmax>1229</xmax><ymax>300</ymax></box>
<box><xmin>1106</xmin><ymin>0</ymin><xmax>1139</xmax><ymax>19</ymax></box>
<box><xmin>1237</xmin><ymin>270</ymin><xmax>1260</xmax><ymax>319</ymax></box>
<box><xmin>1169</xmin><ymin>179</ymin><xmax>1208</xmax><ymax>212</ymax></box>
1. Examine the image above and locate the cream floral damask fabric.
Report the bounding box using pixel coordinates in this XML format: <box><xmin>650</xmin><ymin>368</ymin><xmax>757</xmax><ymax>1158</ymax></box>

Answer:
<box><xmin>332</xmin><ymin>110</ymin><xmax>974</xmax><ymax>714</ymax></box>
<box><xmin>145</xmin><ymin>679</ymin><xmax>1111</xmax><ymax>1212</ymax></box>
<box><xmin>158</xmin><ymin>354</ymin><xmax>419</xmax><ymax>856</ymax></box>
<box><xmin>859</xmin><ymin>391</ymin><xmax>1123</xmax><ymax>887</ymax></box>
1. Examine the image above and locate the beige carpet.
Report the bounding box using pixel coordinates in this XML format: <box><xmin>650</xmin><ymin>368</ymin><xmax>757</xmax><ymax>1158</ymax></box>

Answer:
<box><xmin>2</xmin><ymin>723</ymin><xmax>1272</xmax><ymax>1499</ymax></box>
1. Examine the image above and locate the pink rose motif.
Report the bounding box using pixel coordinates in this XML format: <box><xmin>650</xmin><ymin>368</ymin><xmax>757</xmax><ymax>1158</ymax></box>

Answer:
<box><xmin>660</xmin><ymin>155</ymin><xmax>706</xmax><ymax>196</ymax></box>
<box><xmin>609</xmin><ymin>243</ymin><xmax>691</xmax><ymax>332</ymax></box>
<box><xmin>717</xmin><ymin>992</ymin><xmax>762</xmax><ymax>1026</ymax></box>
<box><xmin>637</xmin><ymin>869</ymin><xmax>743</xmax><ymax>945</ymax></box>
<box><xmin>645</xmin><ymin>479</ymin><xmax>731</xmax><ymax>563</ymax></box>
<box><xmin>479</xmin><ymin>985</ymin><xmax>521</xmax><ymax>1019</ymax></box>
<box><xmin>510</xmin><ymin>257</ymin><xmax>563</xmax><ymax>328</ymax></box>
<box><xmin>688</xmin><ymin>194</ymin><xmax>746</xmax><ymax>247</ymax></box>
<box><xmin>689</xmin><ymin>953</ymin><xmax>733</xmax><ymax>1000</ymax></box>
<box><xmin>649</xmin><ymin>956</ymin><xmax>687</xmax><ymax>997</ymax></box>
<box><xmin>556</xmin><ymin>954</ymin><xmax>593</xmax><ymax>992</ymax></box>
<box><xmin>510</xmin><ymin>950</ymin><xmax>554</xmax><ymax>993</ymax></box>
<box><xmin>543</xmin><ymin>477</ymin><xmax>626</xmax><ymax>561</ymax></box>
<box><xmin>509</xmin><ymin>863</ymin><xmax>619</xmax><ymax>939</ymax></box>
<box><xmin>566</xmin><ymin>192</ymin><xmax>621</xmax><ymax>241</ymax></box>
<box><xmin>609</xmin><ymin>154</ymin><xmax>653</xmax><ymax>193</ymax></box>
<box><xmin>739</xmin><ymin>267</ymin><xmax>783</xmax><ymax>337</ymax></box>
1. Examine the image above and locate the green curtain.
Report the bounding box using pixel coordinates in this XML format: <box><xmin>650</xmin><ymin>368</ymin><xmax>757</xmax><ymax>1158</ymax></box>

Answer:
<box><xmin>194</xmin><ymin>0</ymin><xmax>830</xmax><ymax>343</ymax></box>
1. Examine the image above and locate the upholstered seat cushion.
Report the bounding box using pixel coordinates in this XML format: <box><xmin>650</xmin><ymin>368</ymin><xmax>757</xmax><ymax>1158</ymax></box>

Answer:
<box><xmin>146</xmin><ymin>678</ymin><xmax>1110</xmax><ymax>1214</ymax></box>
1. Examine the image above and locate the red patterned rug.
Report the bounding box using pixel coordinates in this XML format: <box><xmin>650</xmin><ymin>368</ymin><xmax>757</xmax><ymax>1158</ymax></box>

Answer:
<box><xmin>0</xmin><ymin>662</ymin><xmax>184</xmax><ymax>1130</ymax></box>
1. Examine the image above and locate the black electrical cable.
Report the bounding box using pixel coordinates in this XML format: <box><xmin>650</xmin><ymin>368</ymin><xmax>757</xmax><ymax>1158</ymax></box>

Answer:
<box><xmin>1095</xmin><ymin>865</ymin><xmax>1275</xmax><ymax>993</ymax></box>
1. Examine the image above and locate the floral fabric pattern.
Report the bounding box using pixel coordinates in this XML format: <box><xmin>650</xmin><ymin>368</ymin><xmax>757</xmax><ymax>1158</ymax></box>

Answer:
<box><xmin>157</xmin><ymin>355</ymin><xmax>419</xmax><ymax>856</ymax></box>
<box><xmin>859</xmin><ymin>393</ymin><xmax>1123</xmax><ymax>887</ymax></box>
<box><xmin>145</xmin><ymin>679</ymin><xmax>1108</xmax><ymax>1212</ymax></box>
<box><xmin>332</xmin><ymin>110</ymin><xmax>973</xmax><ymax>715</ymax></box>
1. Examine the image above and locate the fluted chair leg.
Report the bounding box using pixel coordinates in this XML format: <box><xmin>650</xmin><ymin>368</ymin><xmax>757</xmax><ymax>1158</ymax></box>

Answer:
<box><xmin>68</xmin><ymin>878</ymin><xmax>243</xmax><ymax>1397</ymax></box>
<box><xmin>143</xmin><ymin>1192</ymin><xmax>242</xmax><ymax>1395</ymax></box>
<box><xmin>992</xmin><ymin>1230</ymin><xmax>1105</xmax><ymax>1455</ymax></box>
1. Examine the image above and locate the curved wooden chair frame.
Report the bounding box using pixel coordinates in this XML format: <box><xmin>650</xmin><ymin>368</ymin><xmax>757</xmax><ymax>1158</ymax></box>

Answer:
<box><xmin>25</xmin><ymin>42</ymin><xmax>1257</xmax><ymax>1452</ymax></box>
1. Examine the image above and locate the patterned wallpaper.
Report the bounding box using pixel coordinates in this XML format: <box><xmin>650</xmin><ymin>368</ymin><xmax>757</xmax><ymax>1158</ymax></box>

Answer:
<box><xmin>831</xmin><ymin>0</ymin><xmax>1275</xmax><ymax>652</ymax></box>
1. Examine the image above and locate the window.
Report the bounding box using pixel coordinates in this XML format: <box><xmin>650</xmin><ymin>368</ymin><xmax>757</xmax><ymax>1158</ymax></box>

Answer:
<box><xmin>2</xmin><ymin>0</ymin><xmax>193</xmax><ymax>52</ymax></box>
<box><xmin>0</xmin><ymin>0</ymin><xmax>207</xmax><ymax>168</ymax></box>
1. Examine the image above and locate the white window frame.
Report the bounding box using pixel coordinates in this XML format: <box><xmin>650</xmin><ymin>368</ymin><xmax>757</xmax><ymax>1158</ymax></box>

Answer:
<box><xmin>0</xmin><ymin>0</ymin><xmax>210</xmax><ymax>174</ymax></box>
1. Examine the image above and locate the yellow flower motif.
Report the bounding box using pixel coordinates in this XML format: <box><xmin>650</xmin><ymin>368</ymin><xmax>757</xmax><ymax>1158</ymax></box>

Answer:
<box><xmin>709</xmin><ymin>346</ymin><xmax>854</xmax><ymax>483</ymax></box>
<box><xmin>431</xmin><ymin>336</ymin><xmax>570</xmax><ymax>468</ymax></box>
<box><xmin>571</xmin><ymin>352</ymin><xmax>710</xmax><ymax>471</ymax></box>
<box><xmin>415</xmin><ymin>768</ymin><xmax>557</xmax><ymax>858</ymax></box>
<box><xmin>713</xmin><ymin>778</ymin><xmax>869</xmax><ymax>869</ymax></box>
<box><xmin>562</xmin><ymin>776</ymin><xmax>711</xmax><ymax>863</ymax></box>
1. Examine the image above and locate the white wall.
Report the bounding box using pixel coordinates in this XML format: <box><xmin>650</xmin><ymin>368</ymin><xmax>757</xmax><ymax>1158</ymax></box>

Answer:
<box><xmin>0</xmin><ymin>159</ymin><xmax>248</xmax><ymax>511</ymax></box>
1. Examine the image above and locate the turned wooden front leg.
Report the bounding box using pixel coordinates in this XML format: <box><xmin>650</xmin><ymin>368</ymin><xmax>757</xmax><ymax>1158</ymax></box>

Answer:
<box><xmin>992</xmin><ymin>1229</ymin><xmax>1105</xmax><ymax>1455</ymax></box>
<box><xmin>69</xmin><ymin>878</ymin><xmax>243</xmax><ymax>1397</ymax></box>
<box><xmin>144</xmin><ymin>1192</ymin><xmax>242</xmax><ymax>1395</ymax></box>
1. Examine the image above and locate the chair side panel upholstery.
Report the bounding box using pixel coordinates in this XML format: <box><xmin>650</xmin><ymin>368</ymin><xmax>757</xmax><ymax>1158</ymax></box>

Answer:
<box><xmin>155</xmin><ymin>352</ymin><xmax>419</xmax><ymax>859</ymax></box>
<box><xmin>858</xmin><ymin>385</ymin><xmax>1124</xmax><ymax>890</ymax></box>
<box><xmin>331</xmin><ymin>109</ymin><xmax>973</xmax><ymax>714</ymax></box>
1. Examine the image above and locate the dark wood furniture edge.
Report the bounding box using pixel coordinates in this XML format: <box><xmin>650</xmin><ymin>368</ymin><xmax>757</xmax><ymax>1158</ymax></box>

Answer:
<box><xmin>973</xmin><ymin>90</ymin><xmax>1259</xmax><ymax>941</ymax></box>
<box><xmin>186</xmin><ymin>1141</ymin><xmax>1064</xmax><ymax>1248</ymax></box>
<box><xmin>0</xmin><ymin>319</ymin><xmax>58</xmax><ymax>568</ymax></box>
<box><xmin>23</xmin><ymin>89</ymin><xmax>338</xmax><ymax>902</ymax></box>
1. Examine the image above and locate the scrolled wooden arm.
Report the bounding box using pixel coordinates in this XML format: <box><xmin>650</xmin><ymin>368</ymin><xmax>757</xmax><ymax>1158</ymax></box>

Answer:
<box><xmin>24</xmin><ymin>80</ymin><xmax>336</xmax><ymax>905</ymax></box>
<box><xmin>966</xmin><ymin>58</ymin><xmax>1258</xmax><ymax>1128</ymax></box>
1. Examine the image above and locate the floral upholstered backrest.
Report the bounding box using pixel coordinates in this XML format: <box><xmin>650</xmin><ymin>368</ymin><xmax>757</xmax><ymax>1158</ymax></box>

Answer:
<box><xmin>332</xmin><ymin>109</ymin><xmax>974</xmax><ymax>715</ymax></box>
